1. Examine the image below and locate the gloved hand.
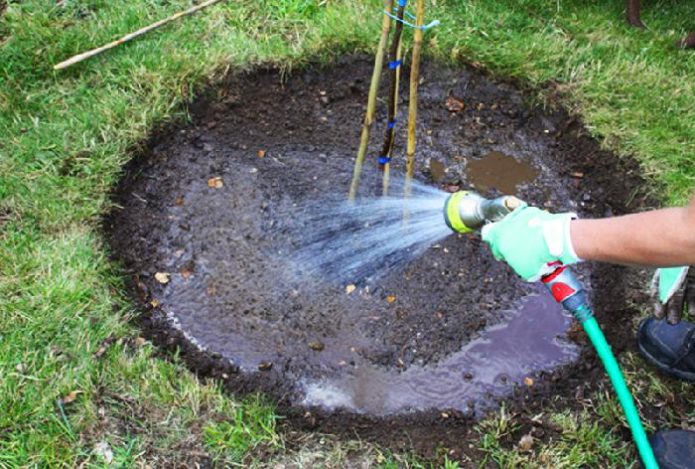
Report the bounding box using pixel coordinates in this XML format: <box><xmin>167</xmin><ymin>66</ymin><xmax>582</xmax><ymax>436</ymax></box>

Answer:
<box><xmin>653</xmin><ymin>266</ymin><xmax>695</xmax><ymax>324</ymax></box>
<box><xmin>481</xmin><ymin>205</ymin><xmax>581</xmax><ymax>282</ymax></box>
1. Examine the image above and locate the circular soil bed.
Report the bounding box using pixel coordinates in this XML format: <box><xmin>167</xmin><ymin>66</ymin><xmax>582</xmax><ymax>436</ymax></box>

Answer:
<box><xmin>107</xmin><ymin>56</ymin><xmax>651</xmax><ymax>449</ymax></box>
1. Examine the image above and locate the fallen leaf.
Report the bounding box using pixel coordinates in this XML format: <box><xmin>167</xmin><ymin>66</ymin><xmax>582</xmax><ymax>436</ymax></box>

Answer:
<box><xmin>207</xmin><ymin>177</ymin><xmax>224</xmax><ymax>188</ymax></box>
<box><xmin>94</xmin><ymin>441</ymin><xmax>114</xmax><ymax>464</ymax></box>
<box><xmin>94</xmin><ymin>336</ymin><xmax>115</xmax><ymax>358</ymax></box>
<box><xmin>308</xmin><ymin>341</ymin><xmax>325</xmax><ymax>352</ymax></box>
<box><xmin>134</xmin><ymin>337</ymin><xmax>146</xmax><ymax>347</ymax></box>
<box><xmin>61</xmin><ymin>390</ymin><xmax>82</xmax><ymax>405</ymax></box>
<box><xmin>445</xmin><ymin>96</ymin><xmax>465</xmax><ymax>112</ymax></box>
<box><xmin>524</xmin><ymin>377</ymin><xmax>534</xmax><ymax>387</ymax></box>
<box><xmin>175</xmin><ymin>196</ymin><xmax>184</xmax><ymax>206</ymax></box>
<box><xmin>257</xmin><ymin>149</ymin><xmax>266</xmax><ymax>158</ymax></box>
<box><xmin>518</xmin><ymin>434</ymin><xmax>534</xmax><ymax>452</ymax></box>
<box><xmin>149</xmin><ymin>299</ymin><xmax>160</xmax><ymax>308</ymax></box>
<box><xmin>180</xmin><ymin>268</ymin><xmax>192</xmax><ymax>280</ymax></box>
<box><xmin>258</xmin><ymin>361</ymin><xmax>273</xmax><ymax>371</ymax></box>
<box><xmin>345</xmin><ymin>284</ymin><xmax>356</xmax><ymax>295</ymax></box>
<box><xmin>154</xmin><ymin>272</ymin><xmax>169</xmax><ymax>284</ymax></box>
<box><xmin>386</xmin><ymin>294</ymin><xmax>396</xmax><ymax>304</ymax></box>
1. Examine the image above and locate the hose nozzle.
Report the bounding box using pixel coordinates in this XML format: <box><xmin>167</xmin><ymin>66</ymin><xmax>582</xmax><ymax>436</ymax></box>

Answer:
<box><xmin>443</xmin><ymin>191</ymin><xmax>523</xmax><ymax>233</ymax></box>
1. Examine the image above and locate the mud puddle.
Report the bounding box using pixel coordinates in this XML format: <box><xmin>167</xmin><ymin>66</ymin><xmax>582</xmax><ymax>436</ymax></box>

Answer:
<box><xmin>467</xmin><ymin>151</ymin><xmax>540</xmax><ymax>193</ymax></box>
<box><xmin>107</xmin><ymin>56</ymin><xmax>652</xmax><ymax>447</ymax></box>
<box><xmin>302</xmin><ymin>292</ymin><xmax>578</xmax><ymax>416</ymax></box>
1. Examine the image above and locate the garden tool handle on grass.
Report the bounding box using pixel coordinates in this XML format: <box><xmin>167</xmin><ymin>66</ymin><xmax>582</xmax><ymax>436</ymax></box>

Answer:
<box><xmin>541</xmin><ymin>263</ymin><xmax>659</xmax><ymax>469</ymax></box>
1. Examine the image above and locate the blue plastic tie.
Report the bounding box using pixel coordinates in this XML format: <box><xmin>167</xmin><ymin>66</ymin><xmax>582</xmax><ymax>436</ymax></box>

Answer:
<box><xmin>378</xmin><ymin>156</ymin><xmax>391</xmax><ymax>164</ymax></box>
<box><xmin>384</xmin><ymin>9</ymin><xmax>440</xmax><ymax>31</ymax></box>
<box><xmin>388</xmin><ymin>60</ymin><xmax>402</xmax><ymax>69</ymax></box>
<box><xmin>387</xmin><ymin>119</ymin><xmax>397</xmax><ymax>129</ymax></box>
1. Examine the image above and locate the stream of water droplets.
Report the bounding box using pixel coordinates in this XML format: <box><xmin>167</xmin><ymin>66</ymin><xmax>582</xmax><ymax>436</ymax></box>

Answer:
<box><xmin>291</xmin><ymin>180</ymin><xmax>453</xmax><ymax>285</ymax></box>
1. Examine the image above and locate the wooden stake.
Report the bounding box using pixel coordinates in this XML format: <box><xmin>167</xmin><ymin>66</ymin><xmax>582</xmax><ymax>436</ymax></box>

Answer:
<box><xmin>378</xmin><ymin>1</ymin><xmax>406</xmax><ymax>196</ymax></box>
<box><xmin>404</xmin><ymin>0</ymin><xmax>425</xmax><ymax>198</ymax></box>
<box><xmin>348</xmin><ymin>0</ymin><xmax>393</xmax><ymax>201</ymax></box>
<box><xmin>382</xmin><ymin>39</ymin><xmax>403</xmax><ymax>196</ymax></box>
<box><xmin>53</xmin><ymin>0</ymin><xmax>224</xmax><ymax>70</ymax></box>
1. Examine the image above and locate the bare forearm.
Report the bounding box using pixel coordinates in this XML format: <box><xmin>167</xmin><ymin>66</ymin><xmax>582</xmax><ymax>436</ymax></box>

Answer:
<box><xmin>571</xmin><ymin>196</ymin><xmax>695</xmax><ymax>266</ymax></box>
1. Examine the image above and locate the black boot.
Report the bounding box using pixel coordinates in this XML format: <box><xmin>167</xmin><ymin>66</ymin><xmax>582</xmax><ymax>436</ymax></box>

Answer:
<box><xmin>637</xmin><ymin>317</ymin><xmax>695</xmax><ymax>382</ymax></box>
<box><xmin>649</xmin><ymin>430</ymin><xmax>695</xmax><ymax>469</ymax></box>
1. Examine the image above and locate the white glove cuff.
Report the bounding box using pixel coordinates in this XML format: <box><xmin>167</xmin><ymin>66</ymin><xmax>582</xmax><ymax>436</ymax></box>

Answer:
<box><xmin>542</xmin><ymin>213</ymin><xmax>581</xmax><ymax>262</ymax></box>
<box><xmin>564</xmin><ymin>214</ymin><xmax>582</xmax><ymax>262</ymax></box>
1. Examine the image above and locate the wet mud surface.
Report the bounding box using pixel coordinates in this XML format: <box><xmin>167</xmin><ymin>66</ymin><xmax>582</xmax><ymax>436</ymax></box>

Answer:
<box><xmin>107</xmin><ymin>56</ymin><xmax>653</xmax><ymax>452</ymax></box>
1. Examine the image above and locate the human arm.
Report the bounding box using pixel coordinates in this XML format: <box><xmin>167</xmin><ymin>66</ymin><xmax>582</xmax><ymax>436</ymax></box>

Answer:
<box><xmin>481</xmin><ymin>193</ymin><xmax>695</xmax><ymax>322</ymax></box>
<box><xmin>570</xmin><ymin>195</ymin><xmax>695</xmax><ymax>267</ymax></box>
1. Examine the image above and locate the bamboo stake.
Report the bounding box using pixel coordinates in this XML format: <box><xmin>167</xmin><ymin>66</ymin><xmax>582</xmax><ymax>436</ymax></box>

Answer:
<box><xmin>378</xmin><ymin>1</ymin><xmax>407</xmax><ymax>196</ymax></box>
<box><xmin>348</xmin><ymin>0</ymin><xmax>393</xmax><ymax>201</ymax></box>
<box><xmin>382</xmin><ymin>39</ymin><xmax>403</xmax><ymax>196</ymax></box>
<box><xmin>53</xmin><ymin>0</ymin><xmax>224</xmax><ymax>70</ymax></box>
<box><xmin>404</xmin><ymin>0</ymin><xmax>425</xmax><ymax>199</ymax></box>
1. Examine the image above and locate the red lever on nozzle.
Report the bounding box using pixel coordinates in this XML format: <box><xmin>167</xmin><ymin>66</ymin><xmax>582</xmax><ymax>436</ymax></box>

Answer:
<box><xmin>541</xmin><ymin>262</ymin><xmax>592</xmax><ymax>322</ymax></box>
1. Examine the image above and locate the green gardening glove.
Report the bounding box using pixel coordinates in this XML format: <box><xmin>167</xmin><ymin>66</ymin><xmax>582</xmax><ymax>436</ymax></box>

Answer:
<box><xmin>481</xmin><ymin>205</ymin><xmax>581</xmax><ymax>282</ymax></box>
<box><xmin>653</xmin><ymin>266</ymin><xmax>695</xmax><ymax>324</ymax></box>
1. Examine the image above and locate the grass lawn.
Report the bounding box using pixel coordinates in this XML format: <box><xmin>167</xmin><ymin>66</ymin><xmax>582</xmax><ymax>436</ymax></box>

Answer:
<box><xmin>1</xmin><ymin>0</ymin><xmax>693</xmax><ymax>466</ymax></box>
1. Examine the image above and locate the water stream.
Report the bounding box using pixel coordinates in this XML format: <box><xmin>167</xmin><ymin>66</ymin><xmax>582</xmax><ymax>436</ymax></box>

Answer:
<box><xmin>290</xmin><ymin>180</ymin><xmax>454</xmax><ymax>285</ymax></box>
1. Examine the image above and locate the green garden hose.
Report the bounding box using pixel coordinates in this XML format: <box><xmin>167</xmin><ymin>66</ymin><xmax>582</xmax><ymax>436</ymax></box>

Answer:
<box><xmin>542</xmin><ymin>268</ymin><xmax>658</xmax><ymax>469</ymax></box>
<box><xmin>443</xmin><ymin>191</ymin><xmax>659</xmax><ymax>468</ymax></box>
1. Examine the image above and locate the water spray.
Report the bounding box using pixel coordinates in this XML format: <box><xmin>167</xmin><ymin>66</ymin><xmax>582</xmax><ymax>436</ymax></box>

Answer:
<box><xmin>443</xmin><ymin>191</ymin><xmax>659</xmax><ymax>469</ymax></box>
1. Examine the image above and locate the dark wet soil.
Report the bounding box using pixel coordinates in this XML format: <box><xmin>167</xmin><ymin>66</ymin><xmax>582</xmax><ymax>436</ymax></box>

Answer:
<box><xmin>106</xmin><ymin>56</ymin><xmax>655</xmax><ymax>456</ymax></box>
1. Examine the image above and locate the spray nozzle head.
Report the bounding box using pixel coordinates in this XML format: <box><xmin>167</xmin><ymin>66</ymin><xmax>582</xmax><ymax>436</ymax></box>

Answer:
<box><xmin>443</xmin><ymin>191</ymin><xmax>476</xmax><ymax>233</ymax></box>
<box><xmin>443</xmin><ymin>191</ymin><xmax>523</xmax><ymax>234</ymax></box>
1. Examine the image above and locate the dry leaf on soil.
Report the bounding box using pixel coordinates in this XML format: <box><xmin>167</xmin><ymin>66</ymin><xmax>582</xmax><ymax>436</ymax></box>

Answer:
<box><xmin>518</xmin><ymin>434</ymin><xmax>534</xmax><ymax>452</ymax></box>
<box><xmin>308</xmin><ymin>341</ymin><xmax>325</xmax><ymax>352</ymax></box>
<box><xmin>154</xmin><ymin>272</ymin><xmax>170</xmax><ymax>284</ymax></box>
<box><xmin>445</xmin><ymin>96</ymin><xmax>465</xmax><ymax>112</ymax></box>
<box><xmin>207</xmin><ymin>177</ymin><xmax>224</xmax><ymax>188</ymax></box>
